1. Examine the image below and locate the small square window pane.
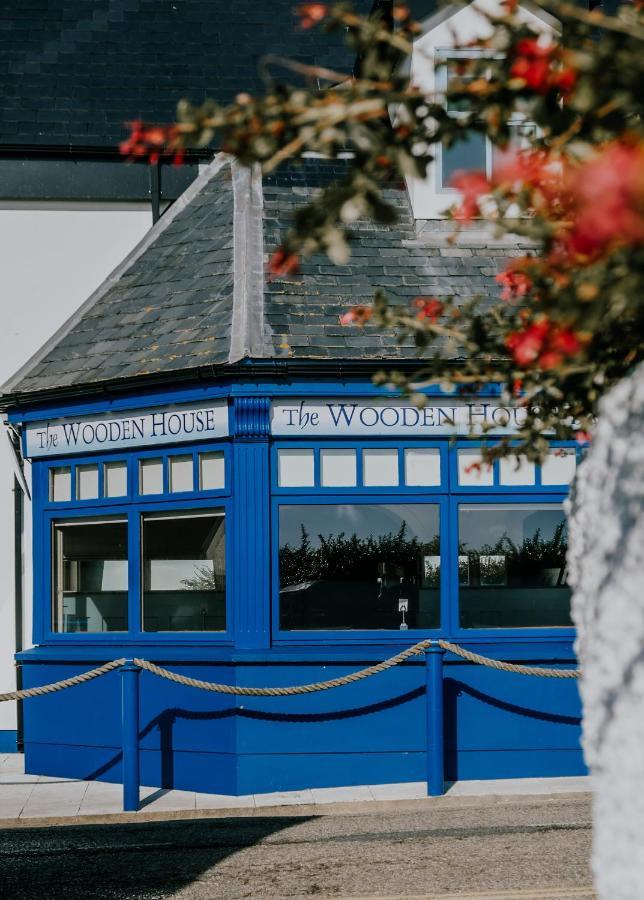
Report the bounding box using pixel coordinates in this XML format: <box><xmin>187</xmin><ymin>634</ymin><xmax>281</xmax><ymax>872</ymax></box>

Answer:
<box><xmin>199</xmin><ymin>452</ymin><xmax>225</xmax><ymax>491</ymax></box>
<box><xmin>442</xmin><ymin>132</ymin><xmax>486</xmax><ymax>189</ymax></box>
<box><xmin>139</xmin><ymin>458</ymin><xmax>163</xmax><ymax>495</ymax></box>
<box><xmin>541</xmin><ymin>449</ymin><xmax>577</xmax><ymax>485</ymax></box>
<box><xmin>278</xmin><ymin>448</ymin><xmax>314</xmax><ymax>487</ymax></box>
<box><xmin>104</xmin><ymin>461</ymin><xmax>127</xmax><ymax>498</ymax></box>
<box><xmin>405</xmin><ymin>448</ymin><xmax>441</xmax><ymax>486</ymax></box>
<box><xmin>457</xmin><ymin>449</ymin><xmax>493</xmax><ymax>486</ymax></box>
<box><xmin>49</xmin><ymin>467</ymin><xmax>71</xmax><ymax>502</ymax></box>
<box><xmin>363</xmin><ymin>449</ymin><xmax>398</xmax><ymax>487</ymax></box>
<box><xmin>76</xmin><ymin>465</ymin><xmax>99</xmax><ymax>500</ymax></box>
<box><xmin>169</xmin><ymin>456</ymin><xmax>193</xmax><ymax>493</ymax></box>
<box><xmin>499</xmin><ymin>455</ymin><xmax>535</xmax><ymax>486</ymax></box>
<box><xmin>320</xmin><ymin>449</ymin><xmax>357</xmax><ymax>487</ymax></box>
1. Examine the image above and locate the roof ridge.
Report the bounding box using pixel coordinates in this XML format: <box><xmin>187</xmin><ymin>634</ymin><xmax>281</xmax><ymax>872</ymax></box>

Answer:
<box><xmin>1</xmin><ymin>153</ymin><xmax>231</xmax><ymax>395</ymax></box>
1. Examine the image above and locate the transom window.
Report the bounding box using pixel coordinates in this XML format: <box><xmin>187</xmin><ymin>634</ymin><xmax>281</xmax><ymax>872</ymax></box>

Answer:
<box><xmin>276</xmin><ymin>445</ymin><xmax>442</xmax><ymax>489</ymax></box>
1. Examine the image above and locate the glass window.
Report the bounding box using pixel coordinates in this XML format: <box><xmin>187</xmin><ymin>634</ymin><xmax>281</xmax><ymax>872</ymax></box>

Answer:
<box><xmin>278</xmin><ymin>448</ymin><xmax>315</xmax><ymax>487</ymax></box>
<box><xmin>139</xmin><ymin>458</ymin><xmax>163</xmax><ymax>495</ymax></box>
<box><xmin>76</xmin><ymin>465</ymin><xmax>99</xmax><ymax>500</ymax></box>
<box><xmin>320</xmin><ymin>448</ymin><xmax>357</xmax><ymax>487</ymax></box>
<box><xmin>457</xmin><ymin>449</ymin><xmax>493</xmax><ymax>486</ymax></box>
<box><xmin>404</xmin><ymin>448</ymin><xmax>441</xmax><ymax>486</ymax></box>
<box><xmin>53</xmin><ymin>518</ymin><xmax>128</xmax><ymax>633</ymax></box>
<box><xmin>442</xmin><ymin>132</ymin><xmax>486</xmax><ymax>188</ymax></box>
<box><xmin>458</xmin><ymin>504</ymin><xmax>571</xmax><ymax>628</ymax></box>
<box><xmin>142</xmin><ymin>510</ymin><xmax>226</xmax><ymax>632</ymax></box>
<box><xmin>199</xmin><ymin>451</ymin><xmax>225</xmax><ymax>490</ymax></box>
<box><xmin>279</xmin><ymin>504</ymin><xmax>440</xmax><ymax>631</ymax></box>
<box><xmin>104</xmin><ymin>461</ymin><xmax>128</xmax><ymax>498</ymax></box>
<box><xmin>362</xmin><ymin>449</ymin><xmax>398</xmax><ymax>487</ymax></box>
<box><xmin>169</xmin><ymin>456</ymin><xmax>193</xmax><ymax>493</ymax></box>
<box><xmin>499</xmin><ymin>455</ymin><xmax>535</xmax><ymax>486</ymax></box>
<box><xmin>49</xmin><ymin>467</ymin><xmax>71</xmax><ymax>502</ymax></box>
<box><xmin>541</xmin><ymin>449</ymin><xmax>576</xmax><ymax>485</ymax></box>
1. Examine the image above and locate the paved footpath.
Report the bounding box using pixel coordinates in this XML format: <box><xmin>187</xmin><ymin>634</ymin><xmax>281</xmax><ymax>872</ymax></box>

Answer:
<box><xmin>0</xmin><ymin>754</ymin><xmax>594</xmax><ymax>900</ymax></box>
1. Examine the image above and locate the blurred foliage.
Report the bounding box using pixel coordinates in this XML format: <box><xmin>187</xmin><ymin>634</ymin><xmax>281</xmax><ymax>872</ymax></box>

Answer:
<box><xmin>122</xmin><ymin>0</ymin><xmax>644</xmax><ymax>461</ymax></box>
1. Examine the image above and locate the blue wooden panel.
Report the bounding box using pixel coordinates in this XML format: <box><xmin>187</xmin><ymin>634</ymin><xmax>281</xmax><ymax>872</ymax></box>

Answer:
<box><xmin>25</xmin><ymin>742</ymin><xmax>123</xmax><ymax>783</ymax></box>
<box><xmin>0</xmin><ymin>730</ymin><xmax>18</xmax><ymax>752</ymax></box>
<box><xmin>453</xmin><ymin>750</ymin><xmax>587</xmax><ymax>781</ymax></box>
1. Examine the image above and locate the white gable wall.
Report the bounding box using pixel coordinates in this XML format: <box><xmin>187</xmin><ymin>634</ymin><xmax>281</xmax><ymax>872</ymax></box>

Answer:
<box><xmin>407</xmin><ymin>0</ymin><xmax>555</xmax><ymax>219</ymax></box>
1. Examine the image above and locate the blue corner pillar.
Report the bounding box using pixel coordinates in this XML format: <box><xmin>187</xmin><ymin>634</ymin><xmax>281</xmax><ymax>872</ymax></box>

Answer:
<box><xmin>121</xmin><ymin>660</ymin><xmax>141</xmax><ymax>812</ymax></box>
<box><xmin>425</xmin><ymin>644</ymin><xmax>445</xmax><ymax>797</ymax></box>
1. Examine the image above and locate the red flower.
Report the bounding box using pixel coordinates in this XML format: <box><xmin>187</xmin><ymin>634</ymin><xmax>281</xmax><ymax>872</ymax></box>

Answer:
<box><xmin>449</xmin><ymin>171</ymin><xmax>490</xmax><ymax>220</ymax></box>
<box><xmin>268</xmin><ymin>249</ymin><xmax>300</xmax><ymax>278</ymax></box>
<box><xmin>496</xmin><ymin>269</ymin><xmax>532</xmax><ymax>302</ymax></box>
<box><xmin>339</xmin><ymin>306</ymin><xmax>373</xmax><ymax>326</ymax></box>
<box><xmin>120</xmin><ymin>120</ymin><xmax>183</xmax><ymax>165</ymax></box>
<box><xmin>413</xmin><ymin>297</ymin><xmax>444</xmax><ymax>320</ymax></box>
<box><xmin>296</xmin><ymin>3</ymin><xmax>328</xmax><ymax>29</ymax></box>
<box><xmin>506</xmin><ymin>319</ymin><xmax>585</xmax><ymax>369</ymax></box>
<box><xmin>510</xmin><ymin>39</ymin><xmax>576</xmax><ymax>96</ymax></box>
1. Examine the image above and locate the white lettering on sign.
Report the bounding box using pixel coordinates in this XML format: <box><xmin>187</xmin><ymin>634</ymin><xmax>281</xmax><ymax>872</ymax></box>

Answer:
<box><xmin>25</xmin><ymin>401</ymin><xmax>229</xmax><ymax>458</ymax></box>
<box><xmin>271</xmin><ymin>399</ymin><xmax>527</xmax><ymax>436</ymax></box>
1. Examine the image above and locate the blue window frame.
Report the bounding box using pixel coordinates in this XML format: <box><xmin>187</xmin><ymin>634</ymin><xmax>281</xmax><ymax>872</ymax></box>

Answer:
<box><xmin>33</xmin><ymin>442</ymin><xmax>232</xmax><ymax>644</ymax></box>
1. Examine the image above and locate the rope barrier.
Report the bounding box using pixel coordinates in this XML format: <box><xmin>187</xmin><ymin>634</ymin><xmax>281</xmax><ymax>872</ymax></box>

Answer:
<box><xmin>0</xmin><ymin>658</ymin><xmax>127</xmax><ymax>702</ymax></box>
<box><xmin>0</xmin><ymin>640</ymin><xmax>579</xmax><ymax>702</ymax></box>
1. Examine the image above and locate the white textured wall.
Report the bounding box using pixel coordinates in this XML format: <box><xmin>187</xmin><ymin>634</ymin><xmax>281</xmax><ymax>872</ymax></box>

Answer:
<box><xmin>568</xmin><ymin>363</ymin><xmax>644</xmax><ymax>899</ymax></box>
<box><xmin>0</xmin><ymin>203</ymin><xmax>151</xmax><ymax>736</ymax></box>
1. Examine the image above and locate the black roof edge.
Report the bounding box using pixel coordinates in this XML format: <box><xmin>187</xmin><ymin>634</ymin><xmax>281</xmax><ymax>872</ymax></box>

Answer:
<box><xmin>0</xmin><ymin>145</ymin><xmax>215</xmax><ymax>163</ymax></box>
<box><xmin>0</xmin><ymin>358</ymin><xmax>466</xmax><ymax>416</ymax></box>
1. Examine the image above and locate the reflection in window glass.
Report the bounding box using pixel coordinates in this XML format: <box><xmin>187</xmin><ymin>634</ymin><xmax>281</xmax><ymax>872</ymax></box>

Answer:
<box><xmin>442</xmin><ymin>132</ymin><xmax>486</xmax><ymax>188</ymax></box>
<box><xmin>279</xmin><ymin>504</ymin><xmax>440</xmax><ymax>631</ymax></box>
<box><xmin>53</xmin><ymin>518</ymin><xmax>128</xmax><ymax>633</ymax></box>
<box><xmin>458</xmin><ymin>504</ymin><xmax>571</xmax><ymax>628</ymax></box>
<box><xmin>142</xmin><ymin>511</ymin><xmax>226</xmax><ymax>631</ymax></box>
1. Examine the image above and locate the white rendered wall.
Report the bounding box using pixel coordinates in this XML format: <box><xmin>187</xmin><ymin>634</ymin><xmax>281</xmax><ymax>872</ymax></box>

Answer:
<box><xmin>407</xmin><ymin>0</ymin><xmax>554</xmax><ymax>219</ymax></box>
<box><xmin>0</xmin><ymin>203</ymin><xmax>152</xmax><ymax>737</ymax></box>
<box><xmin>567</xmin><ymin>363</ymin><xmax>644</xmax><ymax>899</ymax></box>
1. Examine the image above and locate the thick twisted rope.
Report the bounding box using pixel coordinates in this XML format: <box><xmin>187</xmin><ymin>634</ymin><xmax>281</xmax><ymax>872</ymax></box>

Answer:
<box><xmin>437</xmin><ymin>641</ymin><xmax>580</xmax><ymax>679</ymax></box>
<box><xmin>0</xmin><ymin>658</ymin><xmax>127</xmax><ymax>702</ymax></box>
<box><xmin>0</xmin><ymin>640</ymin><xmax>579</xmax><ymax>702</ymax></box>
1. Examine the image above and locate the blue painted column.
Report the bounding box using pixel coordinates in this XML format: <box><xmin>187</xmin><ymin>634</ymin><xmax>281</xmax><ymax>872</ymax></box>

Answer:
<box><xmin>425</xmin><ymin>644</ymin><xmax>445</xmax><ymax>797</ymax></box>
<box><xmin>121</xmin><ymin>661</ymin><xmax>141</xmax><ymax>812</ymax></box>
<box><xmin>231</xmin><ymin>396</ymin><xmax>271</xmax><ymax>650</ymax></box>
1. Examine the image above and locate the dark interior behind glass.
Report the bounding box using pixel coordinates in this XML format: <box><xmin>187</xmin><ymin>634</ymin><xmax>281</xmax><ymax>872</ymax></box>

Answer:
<box><xmin>142</xmin><ymin>511</ymin><xmax>226</xmax><ymax>632</ymax></box>
<box><xmin>279</xmin><ymin>504</ymin><xmax>440</xmax><ymax>631</ymax></box>
<box><xmin>53</xmin><ymin>519</ymin><xmax>128</xmax><ymax>633</ymax></box>
<box><xmin>458</xmin><ymin>504</ymin><xmax>571</xmax><ymax>628</ymax></box>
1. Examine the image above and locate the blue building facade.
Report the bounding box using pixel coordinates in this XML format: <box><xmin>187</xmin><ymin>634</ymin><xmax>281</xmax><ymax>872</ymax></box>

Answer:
<box><xmin>2</xmin><ymin>156</ymin><xmax>584</xmax><ymax>795</ymax></box>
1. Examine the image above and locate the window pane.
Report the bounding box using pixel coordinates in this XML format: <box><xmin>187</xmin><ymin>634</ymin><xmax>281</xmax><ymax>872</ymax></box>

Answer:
<box><xmin>499</xmin><ymin>455</ymin><xmax>535</xmax><ymax>486</ymax></box>
<box><xmin>279</xmin><ymin>504</ymin><xmax>440</xmax><ymax>630</ymax></box>
<box><xmin>169</xmin><ymin>456</ymin><xmax>193</xmax><ymax>493</ymax></box>
<box><xmin>541</xmin><ymin>449</ymin><xmax>576</xmax><ymax>485</ymax></box>
<box><xmin>49</xmin><ymin>467</ymin><xmax>71</xmax><ymax>502</ymax></box>
<box><xmin>363</xmin><ymin>449</ymin><xmax>398</xmax><ymax>487</ymax></box>
<box><xmin>199</xmin><ymin>451</ymin><xmax>225</xmax><ymax>490</ymax></box>
<box><xmin>139</xmin><ymin>458</ymin><xmax>163</xmax><ymax>495</ymax></box>
<box><xmin>441</xmin><ymin>132</ymin><xmax>486</xmax><ymax>188</ymax></box>
<box><xmin>142</xmin><ymin>511</ymin><xmax>226</xmax><ymax>632</ymax></box>
<box><xmin>76</xmin><ymin>465</ymin><xmax>99</xmax><ymax>500</ymax></box>
<box><xmin>104</xmin><ymin>461</ymin><xmax>128</xmax><ymax>498</ymax></box>
<box><xmin>320</xmin><ymin>449</ymin><xmax>357</xmax><ymax>487</ymax></box>
<box><xmin>278</xmin><ymin>448</ymin><xmax>314</xmax><ymax>487</ymax></box>
<box><xmin>53</xmin><ymin>519</ymin><xmax>128</xmax><ymax>633</ymax></box>
<box><xmin>457</xmin><ymin>449</ymin><xmax>493</xmax><ymax>486</ymax></box>
<box><xmin>405</xmin><ymin>448</ymin><xmax>441</xmax><ymax>486</ymax></box>
<box><xmin>458</xmin><ymin>504</ymin><xmax>571</xmax><ymax>628</ymax></box>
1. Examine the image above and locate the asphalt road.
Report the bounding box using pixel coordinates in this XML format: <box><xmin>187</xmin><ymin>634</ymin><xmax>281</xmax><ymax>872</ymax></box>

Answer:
<box><xmin>0</xmin><ymin>795</ymin><xmax>593</xmax><ymax>900</ymax></box>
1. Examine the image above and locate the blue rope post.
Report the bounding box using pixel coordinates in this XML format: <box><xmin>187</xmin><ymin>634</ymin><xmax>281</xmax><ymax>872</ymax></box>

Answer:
<box><xmin>425</xmin><ymin>644</ymin><xmax>445</xmax><ymax>797</ymax></box>
<box><xmin>120</xmin><ymin>660</ymin><xmax>141</xmax><ymax>812</ymax></box>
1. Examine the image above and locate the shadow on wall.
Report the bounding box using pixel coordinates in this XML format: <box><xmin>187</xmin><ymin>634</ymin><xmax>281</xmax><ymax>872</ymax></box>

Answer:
<box><xmin>1</xmin><ymin>816</ymin><xmax>311</xmax><ymax>900</ymax></box>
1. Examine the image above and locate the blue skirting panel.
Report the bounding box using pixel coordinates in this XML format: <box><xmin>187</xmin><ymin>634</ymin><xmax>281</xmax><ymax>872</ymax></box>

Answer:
<box><xmin>0</xmin><ymin>730</ymin><xmax>18</xmax><ymax>753</ymax></box>
<box><xmin>20</xmin><ymin>656</ymin><xmax>587</xmax><ymax>795</ymax></box>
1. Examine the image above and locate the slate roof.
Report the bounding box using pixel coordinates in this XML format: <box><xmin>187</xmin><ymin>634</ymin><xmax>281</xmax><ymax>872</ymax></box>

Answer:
<box><xmin>0</xmin><ymin>0</ymin><xmax>379</xmax><ymax>148</ymax></box>
<box><xmin>3</xmin><ymin>155</ymin><xmax>529</xmax><ymax>401</ymax></box>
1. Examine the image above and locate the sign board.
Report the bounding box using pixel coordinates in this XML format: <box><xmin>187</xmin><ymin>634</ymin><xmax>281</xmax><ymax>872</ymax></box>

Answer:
<box><xmin>271</xmin><ymin>398</ymin><xmax>527</xmax><ymax>437</ymax></box>
<box><xmin>25</xmin><ymin>401</ymin><xmax>229</xmax><ymax>458</ymax></box>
